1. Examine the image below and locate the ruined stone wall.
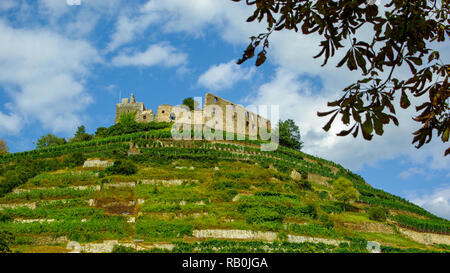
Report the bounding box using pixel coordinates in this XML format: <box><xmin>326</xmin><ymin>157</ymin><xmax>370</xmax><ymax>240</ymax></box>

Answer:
<box><xmin>156</xmin><ymin>104</ymin><xmax>174</xmax><ymax>122</ymax></box>
<box><xmin>135</xmin><ymin>110</ymin><xmax>155</xmax><ymax>123</ymax></box>
<box><xmin>117</xmin><ymin>93</ymin><xmax>272</xmax><ymax>137</ymax></box>
<box><xmin>203</xmin><ymin>93</ymin><xmax>271</xmax><ymax>137</ymax></box>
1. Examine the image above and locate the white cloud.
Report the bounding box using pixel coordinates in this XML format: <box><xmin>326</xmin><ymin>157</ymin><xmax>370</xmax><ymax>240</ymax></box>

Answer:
<box><xmin>106</xmin><ymin>0</ymin><xmax>259</xmax><ymax>52</ymax></box>
<box><xmin>409</xmin><ymin>185</ymin><xmax>450</xmax><ymax>220</ymax></box>
<box><xmin>398</xmin><ymin>168</ymin><xmax>426</xmax><ymax>179</ymax></box>
<box><xmin>0</xmin><ymin>0</ymin><xmax>17</xmax><ymax>11</ymax></box>
<box><xmin>38</xmin><ymin>0</ymin><xmax>69</xmax><ymax>18</ymax></box>
<box><xmin>106</xmin><ymin>9</ymin><xmax>159</xmax><ymax>52</ymax></box>
<box><xmin>0</xmin><ymin>20</ymin><xmax>100</xmax><ymax>135</ymax></box>
<box><xmin>0</xmin><ymin>112</ymin><xmax>22</xmax><ymax>135</ymax></box>
<box><xmin>111</xmin><ymin>43</ymin><xmax>187</xmax><ymax>68</ymax></box>
<box><xmin>33</xmin><ymin>0</ymin><xmax>124</xmax><ymax>39</ymax></box>
<box><xmin>198</xmin><ymin>60</ymin><xmax>255</xmax><ymax>91</ymax></box>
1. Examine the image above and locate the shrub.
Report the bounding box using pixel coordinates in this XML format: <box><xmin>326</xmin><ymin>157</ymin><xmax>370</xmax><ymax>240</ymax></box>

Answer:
<box><xmin>136</xmin><ymin>218</ymin><xmax>193</xmax><ymax>239</ymax></box>
<box><xmin>345</xmin><ymin>237</ymin><xmax>368</xmax><ymax>250</ymax></box>
<box><xmin>217</xmin><ymin>189</ymin><xmax>238</xmax><ymax>202</ymax></box>
<box><xmin>245</xmin><ymin>207</ymin><xmax>283</xmax><ymax>224</ymax></box>
<box><xmin>64</xmin><ymin>152</ymin><xmax>86</xmax><ymax>168</ymax></box>
<box><xmin>0</xmin><ymin>229</ymin><xmax>14</xmax><ymax>253</ymax></box>
<box><xmin>318</xmin><ymin>191</ymin><xmax>329</xmax><ymax>200</ymax></box>
<box><xmin>368</xmin><ymin>206</ymin><xmax>389</xmax><ymax>222</ymax></box>
<box><xmin>295</xmin><ymin>180</ymin><xmax>312</xmax><ymax>190</ymax></box>
<box><xmin>106</xmin><ymin>160</ymin><xmax>137</xmax><ymax>175</ymax></box>
<box><xmin>0</xmin><ymin>212</ymin><xmax>12</xmax><ymax>222</ymax></box>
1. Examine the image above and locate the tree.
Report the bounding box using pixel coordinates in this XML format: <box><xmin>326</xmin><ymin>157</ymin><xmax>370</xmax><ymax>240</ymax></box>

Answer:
<box><xmin>69</xmin><ymin>125</ymin><xmax>93</xmax><ymax>143</ymax></box>
<box><xmin>36</xmin><ymin>134</ymin><xmax>67</xmax><ymax>149</ymax></box>
<box><xmin>232</xmin><ymin>0</ymin><xmax>449</xmax><ymax>155</ymax></box>
<box><xmin>95</xmin><ymin>127</ymin><xmax>108</xmax><ymax>138</ymax></box>
<box><xmin>0</xmin><ymin>139</ymin><xmax>9</xmax><ymax>155</ymax></box>
<box><xmin>182</xmin><ymin>97</ymin><xmax>199</xmax><ymax>111</ymax></box>
<box><xmin>277</xmin><ymin>119</ymin><xmax>304</xmax><ymax>150</ymax></box>
<box><xmin>368</xmin><ymin>206</ymin><xmax>389</xmax><ymax>222</ymax></box>
<box><xmin>332</xmin><ymin>177</ymin><xmax>359</xmax><ymax>210</ymax></box>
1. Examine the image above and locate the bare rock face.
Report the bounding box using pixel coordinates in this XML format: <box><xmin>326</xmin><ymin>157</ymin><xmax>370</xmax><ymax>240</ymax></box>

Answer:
<box><xmin>307</xmin><ymin>173</ymin><xmax>330</xmax><ymax>186</ymax></box>
<box><xmin>290</xmin><ymin>169</ymin><xmax>302</xmax><ymax>181</ymax></box>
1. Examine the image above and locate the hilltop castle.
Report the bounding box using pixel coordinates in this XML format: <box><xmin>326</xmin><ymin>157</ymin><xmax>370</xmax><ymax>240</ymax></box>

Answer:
<box><xmin>115</xmin><ymin>93</ymin><xmax>271</xmax><ymax>136</ymax></box>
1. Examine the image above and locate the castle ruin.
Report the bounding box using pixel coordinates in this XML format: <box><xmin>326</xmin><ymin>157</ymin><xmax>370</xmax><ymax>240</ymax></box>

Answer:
<box><xmin>115</xmin><ymin>93</ymin><xmax>271</xmax><ymax>136</ymax></box>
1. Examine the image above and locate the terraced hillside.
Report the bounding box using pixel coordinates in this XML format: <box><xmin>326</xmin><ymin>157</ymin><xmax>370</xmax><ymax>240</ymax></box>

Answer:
<box><xmin>0</xmin><ymin>128</ymin><xmax>449</xmax><ymax>253</ymax></box>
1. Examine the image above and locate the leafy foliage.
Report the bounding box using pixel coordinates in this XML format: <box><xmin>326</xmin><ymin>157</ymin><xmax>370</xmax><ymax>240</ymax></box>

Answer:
<box><xmin>233</xmin><ymin>0</ymin><xmax>449</xmax><ymax>155</ymax></box>
<box><xmin>277</xmin><ymin>119</ymin><xmax>304</xmax><ymax>151</ymax></box>
<box><xmin>332</xmin><ymin>177</ymin><xmax>359</xmax><ymax>207</ymax></box>
<box><xmin>0</xmin><ymin>139</ymin><xmax>9</xmax><ymax>155</ymax></box>
<box><xmin>0</xmin><ymin>229</ymin><xmax>14</xmax><ymax>253</ymax></box>
<box><xmin>36</xmin><ymin>134</ymin><xmax>67</xmax><ymax>149</ymax></box>
<box><xmin>69</xmin><ymin>126</ymin><xmax>93</xmax><ymax>143</ymax></box>
<box><xmin>95</xmin><ymin>127</ymin><xmax>108</xmax><ymax>138</ymax></box>
<box><xmin>118</xmin><ymin>111</ymin><xmax>137</xmax><ymax>126</ymax></box>
<box><xmin>106</xmin><ymin>160</ymin><xmax>138</xmax><ymax>175</ymax></box>
<box><xmin>95</xmin><ymin>121</ymin><xmax>171</xmax><ymax>138</ymax></box>
<box><xmin>182</xmin><ymin>97</ymin><xmax>197</xmax><ymax>111</ymax></box>
<box><xmin>368</xmin><ymin>206</ymin><xmax>389</xmax><ymax>222</ymax></box>
<box><xmin>63</xmin><ymin>152</ymin><xmax>86</xmax><ymax>168</ymax></box>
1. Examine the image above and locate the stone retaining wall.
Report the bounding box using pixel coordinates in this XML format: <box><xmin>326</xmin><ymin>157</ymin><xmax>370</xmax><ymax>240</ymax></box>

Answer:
<box><xmin>192</xmin><ymin>229</ymin><xmax>347</xmax><ymax>246</ymax></box>
<box><xmin>398</xmin><ymin>227</ymin><xmax>450</xmax><ymax>245</ymax></box>
<box><xmin>83</xmin><ymin>159</ymin><xmax>114</xmax><ymax>168</ymax></box>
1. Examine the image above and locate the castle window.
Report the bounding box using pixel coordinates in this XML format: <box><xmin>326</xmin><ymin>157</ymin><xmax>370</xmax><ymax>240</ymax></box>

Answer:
<box><xmin>246</xmin><ymin>112</ymin><xmax>249</xmax><ymax>118</ymax></box>
<box><xmin>162</xmin><ymin>110</ymin><xmax>165</xmax><ymax>114</ymax></box>
<box><xmin>170</xmin><ymin>113</ymin><xmax>176</xmax><ymax>121</ymax></box>
<box><xmin>143</xmin><ymin>115</ymin><xmax>146</xmax><ymax>120</ymax></box>
<box><xmin>246</xmin><ymin>121</ymin><xmax>249</xmax><ymax>127</ymax></box>
<box><xmin>212</xmin><ymin>107</ymin><xmax>216</xmax><ymax>115</ymax></box>
<box><xmin>214</xmin><ymin>97</ymin><xmax>218</xmax><ymax>103</ymax></box>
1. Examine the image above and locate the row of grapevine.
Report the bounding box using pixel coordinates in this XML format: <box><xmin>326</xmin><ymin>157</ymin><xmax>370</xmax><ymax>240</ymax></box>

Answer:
<box><xmin>392</xmin><ymin>214</ymin><xmax>450</xmax><ymax>234</ymax></box>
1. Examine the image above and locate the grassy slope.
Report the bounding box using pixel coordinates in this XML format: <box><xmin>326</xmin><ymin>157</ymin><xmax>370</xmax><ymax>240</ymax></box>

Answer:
<box><xmin>0</xmin><ymin>130</ymin><xmax>449</xmax><ymax>253</ymax></box>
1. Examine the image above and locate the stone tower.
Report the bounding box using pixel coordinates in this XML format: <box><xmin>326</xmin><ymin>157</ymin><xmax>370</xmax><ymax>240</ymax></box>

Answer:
<box><xmin>115</xmin><ymin>94</ymin><xmax>155</xmax><ymax>124</ymax></box>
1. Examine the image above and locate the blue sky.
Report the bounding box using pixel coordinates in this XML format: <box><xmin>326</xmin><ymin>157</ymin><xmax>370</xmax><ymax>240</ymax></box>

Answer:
<box><xmin>0</xmin><ymin>0</ymin><xmax>448</xmax><ymax>219</ymax></box>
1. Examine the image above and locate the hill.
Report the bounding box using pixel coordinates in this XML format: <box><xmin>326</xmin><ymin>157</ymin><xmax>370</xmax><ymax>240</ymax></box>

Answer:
<box><xmin>0</xmin><ymin>127</ymin><xmax>449</xmax><ymax>253</ymax></box>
